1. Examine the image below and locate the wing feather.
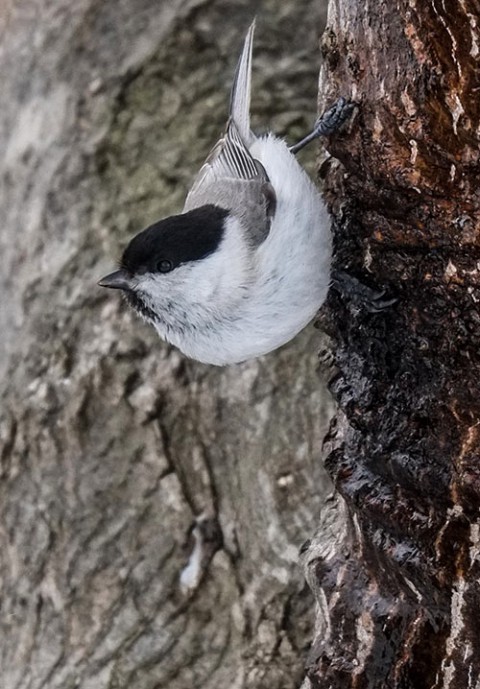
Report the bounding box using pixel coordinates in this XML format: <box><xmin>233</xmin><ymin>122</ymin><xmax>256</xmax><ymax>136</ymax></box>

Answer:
<box><xmin>183</xmin><ymin>22</ymin><xmax>276</xmax><ymax>247</ymax></box>
<box><xmin>229</xmin><ymin>19</ymin><xmax>255</xmax><ymax>144</ymax></box>
<box><xmin>184</xmin><ymin>122</ymin><xmax>275</xmax><ymax>246</ymax></box>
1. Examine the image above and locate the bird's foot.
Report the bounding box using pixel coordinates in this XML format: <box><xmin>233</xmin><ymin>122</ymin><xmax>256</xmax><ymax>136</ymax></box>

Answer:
<box><xmin>313</xmin><ymin>97</ymin><xmax>356</xmax><ymax>137</ymax></box>
<box><xmin>289</xmin><ymin>97</ymin><xmax>356</xmax><ymax>154</ymax></box>
<box><xmin>331</xmin><ymin>269</ymin><xmax>397</xmax><ymax>314</ymax></box>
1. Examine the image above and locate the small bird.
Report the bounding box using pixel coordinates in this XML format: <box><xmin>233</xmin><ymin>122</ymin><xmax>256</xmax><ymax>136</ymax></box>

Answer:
<box><xmin>99</xmin><ymin>21</ymin><xmax>352</xmax><ymax>365</ymax></box>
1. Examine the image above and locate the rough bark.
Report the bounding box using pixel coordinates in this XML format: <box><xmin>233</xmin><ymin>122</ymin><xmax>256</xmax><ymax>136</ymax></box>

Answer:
<box><xmin>304</xmin><ymin>1</ymin><xmax>480</xmax><ymax>688</ymax></box>
<box><xmin>0</xmin><ymin>2</ymin><xmax>332</xmax><ymax>688</ymax></box>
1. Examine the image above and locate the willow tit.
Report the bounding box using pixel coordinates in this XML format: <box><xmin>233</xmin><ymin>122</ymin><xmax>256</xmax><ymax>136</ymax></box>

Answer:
<box><xmin>99</xmin><ymin>21</ymin><xmax>353</xmax><ymax>365</ymax></box>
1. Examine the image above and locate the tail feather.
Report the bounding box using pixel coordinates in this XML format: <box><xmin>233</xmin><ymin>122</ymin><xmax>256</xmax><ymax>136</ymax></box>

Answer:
<box><xmin>229</xmin><ymin>19</ymin><xmax>255</xmax><ymax>144</ymax></box>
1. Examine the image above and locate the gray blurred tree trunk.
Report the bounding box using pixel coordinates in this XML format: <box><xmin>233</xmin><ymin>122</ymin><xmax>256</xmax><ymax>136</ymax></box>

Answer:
<box><xmin>303</xmin><ymin>1</ymin><xmax>480</xmax><ymax>688</ymax></box>
<box><xmin>0</xmin><ymin>2</ymin><xmax>332</xmax><ymax>689</ymax></box>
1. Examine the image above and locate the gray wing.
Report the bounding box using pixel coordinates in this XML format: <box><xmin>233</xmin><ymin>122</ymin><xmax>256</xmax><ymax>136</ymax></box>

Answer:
<box><xmin>183</xmin><ymin>119</ymin><xmax>276</xmax><ymax>247</ymax></box>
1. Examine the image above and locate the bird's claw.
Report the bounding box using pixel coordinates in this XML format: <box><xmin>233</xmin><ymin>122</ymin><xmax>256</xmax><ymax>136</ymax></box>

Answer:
<box><xmin>289</xmin><ymin>97</ymin><xmax>356</xmax><ymax>154</ymax></box>
<box><xmin>331</xmin><ymin>270</ymin><xmax>397</xmax><ymax>313</ymax></box>
<box><xmin>313</xmin><ymin>97</ymin><xmax>356</xmax><ymax>138</ymax></box>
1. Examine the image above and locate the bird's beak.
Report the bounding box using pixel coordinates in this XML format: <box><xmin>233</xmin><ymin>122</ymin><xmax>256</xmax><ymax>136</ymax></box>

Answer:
<box><xmin>98</xmin><ymin>269</ymin><xmax>134</xmax><ymax>291</ymax></box>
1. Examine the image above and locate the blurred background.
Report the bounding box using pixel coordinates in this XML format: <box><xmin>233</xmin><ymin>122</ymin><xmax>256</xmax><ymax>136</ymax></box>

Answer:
<box><xmin>0</xmin><ymin>1</ymin><xmax>333</xmax><ymax>687</ymax></box>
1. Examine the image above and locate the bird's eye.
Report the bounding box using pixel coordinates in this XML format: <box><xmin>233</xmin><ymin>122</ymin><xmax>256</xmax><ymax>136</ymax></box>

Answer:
<box><xmin>156</xmin><ymin>259</ymin><xmax>174</xmax><ymax>273</ymax></box>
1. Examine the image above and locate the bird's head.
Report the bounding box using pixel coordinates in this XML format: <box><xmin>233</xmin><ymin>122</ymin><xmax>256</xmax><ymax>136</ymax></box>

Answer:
<box><xmin>98</xmin><ymin>205</ymin><xmax>253</xmax><ymax>333</ymax></box>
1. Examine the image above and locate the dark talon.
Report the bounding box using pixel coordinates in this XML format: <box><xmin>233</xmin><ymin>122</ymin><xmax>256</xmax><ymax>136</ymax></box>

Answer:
<box><xmin>312</xmin><ymin>97</ymin><xmax>356</xmax><ymax>137</ymax></box>
<box><xmin>289</xmin><ymin>97</ymin><xmax>356</xmax><ymax>154</ymax></box>
<box><xmin>331</xmin><ymin>269</ymin><xmax>397</xmax><ymax>313</ymax></box>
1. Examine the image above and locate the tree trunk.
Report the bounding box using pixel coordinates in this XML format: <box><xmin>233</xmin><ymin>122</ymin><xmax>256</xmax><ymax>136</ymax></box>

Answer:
<box><xmin>304</xmin><ymin>1</ymin><xmax>480</xmax><ymax>688</ymax></box>
<box><xmin>0</xmin><ymin>2</ymin><xmax>332</xmax><ymax>688</ymax></box>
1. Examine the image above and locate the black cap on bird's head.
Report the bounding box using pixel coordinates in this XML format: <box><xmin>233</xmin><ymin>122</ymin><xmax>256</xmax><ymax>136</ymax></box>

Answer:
<box><xmin>98</xmin><ymin>205</ymin><xmax>228</xmax><ymax>291</ymax></box>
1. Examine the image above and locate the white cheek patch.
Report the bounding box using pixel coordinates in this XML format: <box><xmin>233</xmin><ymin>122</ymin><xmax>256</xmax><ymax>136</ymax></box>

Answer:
<box><xmin>138</xmin><ymin>264</ymin><xmax>198</xmax><ymax>304</ymax></box>
<box><xmin>137</xmin><ymin>218</ymin><xmax>253</xmax><ymax>308</ymax></box>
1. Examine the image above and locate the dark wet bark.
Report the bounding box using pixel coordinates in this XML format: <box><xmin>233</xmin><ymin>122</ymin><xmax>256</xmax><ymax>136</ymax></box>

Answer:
<box><xmin>303</xmin><ymin>1</ymin><xmax>480</xmax><ymax>688</ymax></box>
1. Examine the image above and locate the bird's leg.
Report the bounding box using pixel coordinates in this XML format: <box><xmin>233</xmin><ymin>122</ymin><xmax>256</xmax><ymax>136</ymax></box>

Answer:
<box><xmin>289</xmin><ymin>97</ymin><xmax>355</xmax><ymax>154</ymax></box>
<box><xmin>331</xmin><ymin>269</ymin><xmax>397</xmax><ymax>313</ymax></box>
